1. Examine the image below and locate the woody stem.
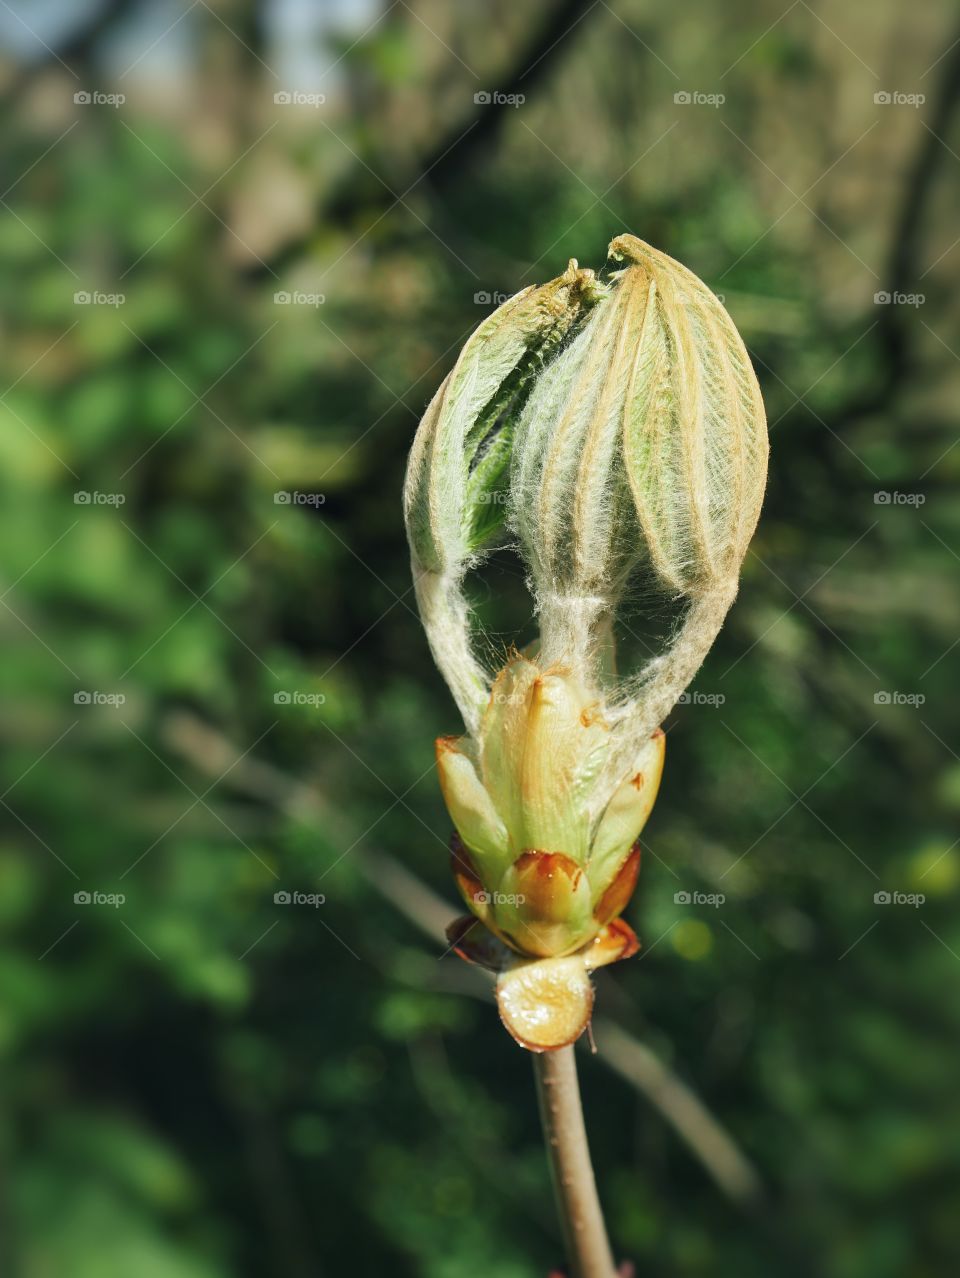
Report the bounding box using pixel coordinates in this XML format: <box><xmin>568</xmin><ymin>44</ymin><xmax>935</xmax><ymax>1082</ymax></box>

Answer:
<box><xmin>533</xmin><ymin>1046</ymin><xmax>618</xmax><ymax>1278</ymax></box>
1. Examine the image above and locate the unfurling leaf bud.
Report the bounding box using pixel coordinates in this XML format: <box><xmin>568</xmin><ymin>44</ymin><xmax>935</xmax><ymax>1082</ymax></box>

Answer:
<box><xmin>405</xmin><ymin>234</ymin><xmax>768</xmax><ymax>1050</ymax></box>
<box><xmin>404</xmin><ymin>261</ymin><xmax>605</xmax><ymax>735</ymax></box>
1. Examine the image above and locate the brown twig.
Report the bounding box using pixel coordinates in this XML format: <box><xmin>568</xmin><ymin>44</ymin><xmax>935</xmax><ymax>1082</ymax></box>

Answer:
<box><xmin>534</xmin><ymin>1047</ymin><xmax>617</xmax><ymax>1278</ymax></box>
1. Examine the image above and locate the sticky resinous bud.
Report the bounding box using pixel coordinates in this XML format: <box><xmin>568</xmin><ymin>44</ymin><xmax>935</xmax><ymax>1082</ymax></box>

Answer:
<box><xmin>405</xmin><ymin>235</ymin><xmax>768</xmax><ymax>1050</ymax></box>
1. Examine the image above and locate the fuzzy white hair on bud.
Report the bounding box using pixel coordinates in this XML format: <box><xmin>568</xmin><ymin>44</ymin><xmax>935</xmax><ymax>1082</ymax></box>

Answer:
<box><xmin>403</xmin><ymin>260</ymin><xmax>605</xmax><ymax>736</ymax></box>
<box><xmin>405</xmin><ymin>234</ymin><xmax>767</xmax><ymax>809</ymax></box>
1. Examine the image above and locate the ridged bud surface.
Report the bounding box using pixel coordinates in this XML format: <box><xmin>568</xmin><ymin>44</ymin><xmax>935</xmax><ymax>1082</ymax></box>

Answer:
<box><xmin>404</xmin><ymin>235</ymin><xmax>768</xmax><ymax>1048</ymax></box>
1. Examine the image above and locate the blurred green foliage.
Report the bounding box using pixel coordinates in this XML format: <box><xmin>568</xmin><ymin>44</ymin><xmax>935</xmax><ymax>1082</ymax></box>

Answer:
<box><xmin>2</xmin><ymin>1</ymin><xmax>960</xmax><ymax>1275</ymax></box>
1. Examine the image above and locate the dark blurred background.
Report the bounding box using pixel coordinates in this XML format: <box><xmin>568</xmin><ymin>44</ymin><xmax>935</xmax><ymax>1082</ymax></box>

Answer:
<box><xmin>1</xmin><ymin>1</ymin><xmax>959</xmax><ymax>1275</ymax></box>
